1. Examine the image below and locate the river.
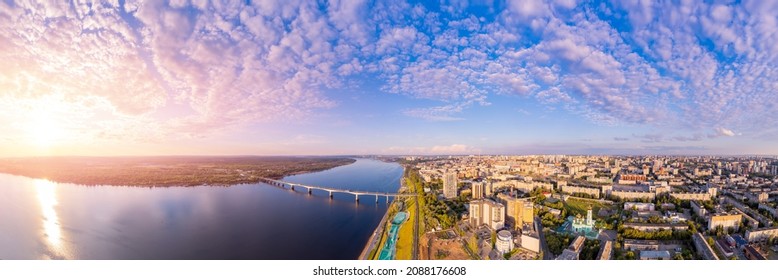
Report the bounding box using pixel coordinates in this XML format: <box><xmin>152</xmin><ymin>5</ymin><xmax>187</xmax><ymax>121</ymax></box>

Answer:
<box><xmin>0</xmin><ymin>158</ymin><xmax>402</xmax><ymax>259</ymax></box>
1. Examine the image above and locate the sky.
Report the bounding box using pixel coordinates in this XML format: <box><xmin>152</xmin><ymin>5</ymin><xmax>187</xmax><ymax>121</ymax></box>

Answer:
<box><xmin>1</xmin><ymin>0</ymin><xmax>777</xmax><ymax>156</ymax></box>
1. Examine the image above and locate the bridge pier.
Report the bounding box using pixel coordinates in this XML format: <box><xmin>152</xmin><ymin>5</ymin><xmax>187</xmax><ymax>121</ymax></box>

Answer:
<box><xmin>259</xmin><ymin>178</ymin><xmax>411</xmax><ymax>204</ymax></box>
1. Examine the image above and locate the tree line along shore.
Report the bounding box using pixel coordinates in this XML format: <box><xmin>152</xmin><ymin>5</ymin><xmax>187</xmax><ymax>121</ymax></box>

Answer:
<box><xmin>0</xmin><ymin>156</ymin><xmax>356</xmax><ymax>187</ymax></box>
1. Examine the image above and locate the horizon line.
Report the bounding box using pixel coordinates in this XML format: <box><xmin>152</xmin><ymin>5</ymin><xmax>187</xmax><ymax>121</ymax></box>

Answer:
<box><xmin>2</xmin><ymin>153</ymin><xmax>778</xmax><ymax>159</ymax></box>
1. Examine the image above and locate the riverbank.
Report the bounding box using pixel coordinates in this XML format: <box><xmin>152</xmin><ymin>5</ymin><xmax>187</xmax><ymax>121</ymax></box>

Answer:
<box><xmin>0</xmin><ymin>156</ymin><xmax>356</xmax><ymax>187</ymax></box>
<box><xmin>359</xmin><ymin>201</ymin><xmax>394</xmax><ymax>260</ymax></box>
<box><xmin>359</xmin><ymin>165</ymin><xmax>407</xmax><ymax>260</ymax></box>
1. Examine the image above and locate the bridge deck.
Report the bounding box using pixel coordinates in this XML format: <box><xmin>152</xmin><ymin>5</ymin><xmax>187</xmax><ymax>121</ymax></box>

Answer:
<box><xmin>260</xmin><ymin>178</ymin><xmax>415</xmax><ymax>197</ymax></box>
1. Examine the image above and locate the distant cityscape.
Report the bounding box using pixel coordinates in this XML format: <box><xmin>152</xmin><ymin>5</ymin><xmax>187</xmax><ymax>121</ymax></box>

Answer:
<box><xmin>367</xmin><ymin>155</ymin><xmax>778</xmax><ymax>260</ymax></box>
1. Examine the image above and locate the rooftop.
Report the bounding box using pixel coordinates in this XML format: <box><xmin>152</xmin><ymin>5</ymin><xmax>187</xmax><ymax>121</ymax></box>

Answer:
<box><xmin>555</xmin><ymin>249</ymin><xmax>579</xmax><ymax>260</ymax></box>
<box><xmin>640</xmin><ymin>250</ymin><xmax>672</xmax><ymax>259</ymax></box>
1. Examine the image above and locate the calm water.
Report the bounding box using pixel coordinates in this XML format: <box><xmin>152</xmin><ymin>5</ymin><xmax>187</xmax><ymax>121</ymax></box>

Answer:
<box><xmin>0</xmin><ymin>158</ymin><xmax>402</xmax><ymax>260</ymax></box>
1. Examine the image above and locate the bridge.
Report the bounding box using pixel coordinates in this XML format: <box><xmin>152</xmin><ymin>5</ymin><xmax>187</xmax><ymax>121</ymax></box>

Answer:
<box><xmin>259</xmin><ymin>178</ymin><xmax>416</xmax><ymax>203</ymax></box>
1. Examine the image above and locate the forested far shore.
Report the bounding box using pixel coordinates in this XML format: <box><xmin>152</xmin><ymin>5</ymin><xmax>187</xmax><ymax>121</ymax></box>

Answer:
<box><xmin>0</xmin><ymin>156</ymin><xmax>356</xmax><ymax>187</ymax></box>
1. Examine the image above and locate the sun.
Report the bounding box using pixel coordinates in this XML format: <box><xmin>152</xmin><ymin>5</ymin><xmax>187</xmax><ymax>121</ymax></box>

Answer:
<box><xmin>27</xmin><ymin>113</ymin><xmax>66</xmax><ymax>148</ymax></box>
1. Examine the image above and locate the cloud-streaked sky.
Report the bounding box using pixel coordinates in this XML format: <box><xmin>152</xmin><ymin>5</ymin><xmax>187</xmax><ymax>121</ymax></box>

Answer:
<box><xmin>1</xmin><ymin>0</ymin><xmax>777</xmax><ymax>156</ymax></box>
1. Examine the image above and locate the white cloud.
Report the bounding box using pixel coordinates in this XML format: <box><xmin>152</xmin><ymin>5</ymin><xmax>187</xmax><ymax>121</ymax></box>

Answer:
<box><xmin>507</xmin><ymin>0</ymin><xmax>550</xmax><ymax>19</ymax></box>
<box><xmin>714</xmin><ymin>127</ymin><xmax>736</xmax><ymax>137</ymax></box>
<box><xmin>3</xmin><ymin>0</ymin><xmax>778</xmax><ymax>146</ymax></box>
<box><xmin>403</xmin><ymin>103</ymin><xmax>468</xmax><ymax>122</ymax></box>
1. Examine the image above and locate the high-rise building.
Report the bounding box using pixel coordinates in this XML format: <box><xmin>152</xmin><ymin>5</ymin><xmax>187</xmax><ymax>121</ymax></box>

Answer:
<box><xmin>497</xmin><ymin>193</ymin><xmax>524</xmax><ymax>229</ymax></box>
<box><xmin>653</xmin><ymin>160</ymin><xmax>662</xmax><ymax>172</ymax></box>
<box><xmin>521</xmin><ymin>201</ymin><xmax>534</xmax><ymax>225</ymax></box>
<box><xmin>485</xmin><ymin>180</ymin><xmax>494</xmax><ymax>196</ymax></box>
<box><xmin>469</xmin><ymin>199</ymin><xmax>505</xmax><ymax>230</ymax></box>
<box><xmin>472</xmin><ymin>181</ymin><xmax>484</xmax><ymax>199</ymax></box>
<box><xmin>443</xmin><ymin>171</ymin><xmax>458</xmax><ymax>199</ymax></box>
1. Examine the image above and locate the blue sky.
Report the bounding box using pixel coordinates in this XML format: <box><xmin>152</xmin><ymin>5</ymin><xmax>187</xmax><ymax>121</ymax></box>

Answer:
<box><xmin>1</xmin><ymin>0</ymin><xmax>777</xmax><ymax>156</ymax></box>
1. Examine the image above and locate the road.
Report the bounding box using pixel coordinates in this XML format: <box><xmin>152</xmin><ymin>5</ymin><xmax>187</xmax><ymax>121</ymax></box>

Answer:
<box><xmin>535</xmin><ymin>217</ymin><xmax>554</xmax><ymax>260</ymax></box>
<box><xmin>358</xmin><ymin>205</ymin><xmax>392</xmax><ymax>259</ymax></box>
<box><xmin>409</xmin><ymin>178</ymin><xmax>420</xmax><ymax>260</ymax></box>
<box><xmin>460</xmin><ymin>239</ymin><xmax>480</xmax><ymax>260</ymax></box>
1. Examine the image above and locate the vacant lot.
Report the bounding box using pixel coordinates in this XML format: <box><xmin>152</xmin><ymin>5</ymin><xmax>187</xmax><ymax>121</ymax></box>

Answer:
<box><xmin>565</xmin><ymin>197</ymin><xmax>613</xmax><ymax>217</ymax></box>
<box><xmin>421</xmin><ymin>232</ymin><xmax>471</xmax><ymax>260</ymax></box>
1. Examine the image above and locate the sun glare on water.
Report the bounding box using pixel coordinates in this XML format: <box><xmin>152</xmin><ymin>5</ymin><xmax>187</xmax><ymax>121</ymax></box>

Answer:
<box><xmin>34</xmin><ymin>179</ymin><xmax>70</xmax><ymax>259</ymax></box>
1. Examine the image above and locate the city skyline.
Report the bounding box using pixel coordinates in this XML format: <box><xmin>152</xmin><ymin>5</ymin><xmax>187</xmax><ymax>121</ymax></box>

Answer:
<box><xmin>2</xmin><ymin>0</ymin><xmax>778</xmax><ymax>157</ymax></box>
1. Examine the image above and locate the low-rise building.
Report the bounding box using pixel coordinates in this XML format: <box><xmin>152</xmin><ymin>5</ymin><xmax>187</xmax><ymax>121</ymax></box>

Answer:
<box><xmin>744</xmin><ymin>245</ymin><xmax>766</xmax><ymax>260</ymax></box>
<box><xmin>624</xmin><ymin>202</ymin><xmax>655</xmax><ymax>212</ymax></box>
<box><xmin>556</xmin><ymin>249</ymin><xmax>579</xmax><ymax>260</ymax></box>
<box><xmin>597</xmin><ymin>240</ymin><xmax>613</xmax><ymax>260</ymax></box>
<box><xmin>708</xmin><ymin>213</ymin><xmax>742</xmax><ymax>232</ymax></box>
<box><xmin>600</xmin><ymin>185</ymin><xmax>613</xmax><ymax>197</ymax></box>
<box><xmin>724</xmin><ymin>196</ymin><xmax>773</xmax><ymax>227</ymax></box>
<box><xmin>501</xmin><ymin>180</ymin><xmax>553</xmax><ymax>193</ymax></box>
<box><xmin>556</xmin><ymin>236</ymin><xmax>585</xmax><ymax>260</ymax></box>
<box><xmin>569</xmin><ymin>235</ymin><xmax>586</xmax><ymax>252</ymax></box>
<box><xmin>495</xmin><ymin>230</ymin><xmax>514</xmax><ymax>254</ymax></box>
<box><xmin>520</xmin><ymin>232</ymin><xmax>540</xmax><ymax>253</ymax></box>
<box><xmin>623</xmin><ymin>223</ymin><xmax>689</xmax><ymax>232</ymax></box>
<box><xmin>758</xmin><ymin>203</ymin><xmax>778</xmax><ymax>219</ymax></box>
<box><xmin>619</xmin><ymin>174</ymin><xmax>647</xmax><ymax>184</ymax></box>
<box><xmin>664</xmin><ymin>211</ymin><xmax>687</xmax><ymax>223</ymax></box>
<box><xmin>670</xmin><ymin>191</ymin><xmax>712</xmax><ymax>201</ymax></box>
<box><xmin>691</xmin><ymin>201</ymin><xmax>707</xmax><ymax>217</ymax></box>
<box><xmin>746</xmin><ymin>191</ymin><xmax>769</xmax><ymax>203</ymax></box>
<box><xmin>732</xmin><ymin>208</ymin><xmax>759</xmax><ymax>230</ymax></box>
<box><xmin>714</xmin><ymin>238</ymin><xmax>734</xmax><ymax>258</ymax></box>
<box><xmin>623</xmin><ymin>239</ymin><xmax>660</xmax><ymax>251</ymax></box>
<box><xmin>745</xmin><ymin>227</ymin><xmax>778</xmax><ymax>243</ymax></box>
<box><xmin>639</xmin><ymin>250</ymin><xmax>672</xmax><ymax>260</ymax></box>
<box><xmin>611</xmin><ymin>190</ymin><xmax>656</xmax><ymax>201</ymax></box>
<box><xmin>561</xmin><ymin>185</ymin><xmax>600</xmax><ymax>198</ymax></box>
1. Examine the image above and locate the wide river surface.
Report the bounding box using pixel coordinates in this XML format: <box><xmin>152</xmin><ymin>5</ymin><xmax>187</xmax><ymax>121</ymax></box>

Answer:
<box><xmin>0</xmin><ymin>158</ymin><xmax>402</xmax><ymax>259</ymax></box>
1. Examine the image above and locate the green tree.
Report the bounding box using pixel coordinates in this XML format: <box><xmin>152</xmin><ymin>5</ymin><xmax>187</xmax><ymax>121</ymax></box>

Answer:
<box><xmin>490</xmin><ymin>231</ymin><xmax>497</xmax><ymax>249</ymax></box>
